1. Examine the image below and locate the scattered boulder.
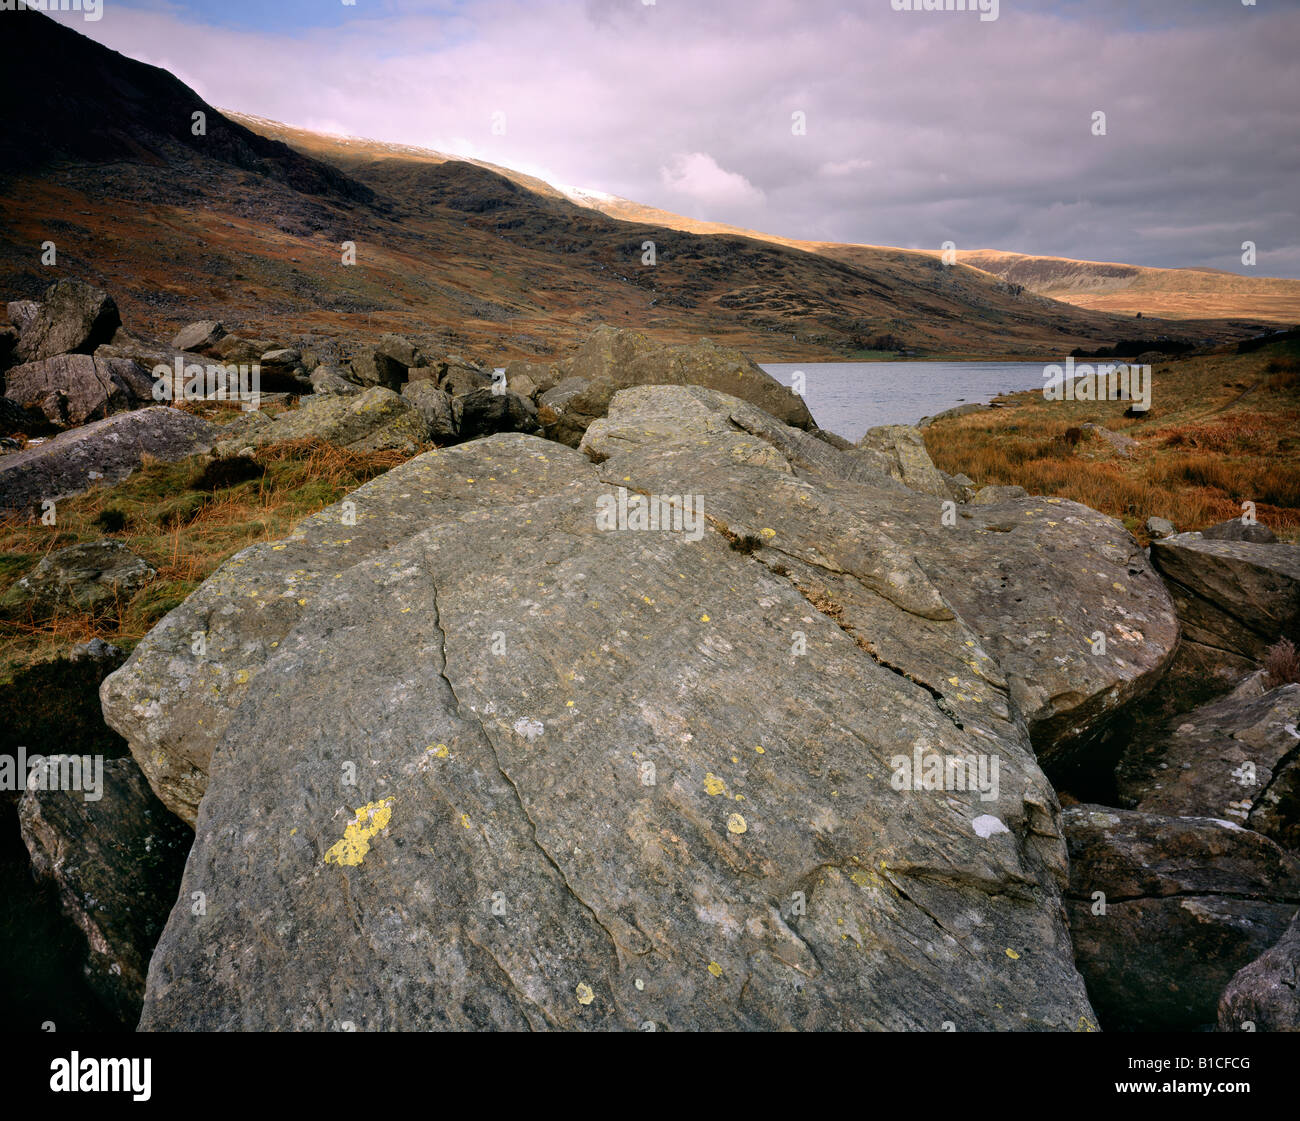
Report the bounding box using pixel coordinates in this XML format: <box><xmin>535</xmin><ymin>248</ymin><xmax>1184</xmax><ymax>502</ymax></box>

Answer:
<box><xmin>15</xmin><ymin>280</ymin><xmax>121</xmax><ymax>363</ymax></box>
<box><xmin>400</xmin><ymin>381</ymin><xmax>460</xmax><ymax>442</ymax></box>
<box><xmin>2</xmin><ymin>540</ymin><xmax>155</xmax><ymax>617</ymax></box>
<box><xmin>212</xmin><ymin>335</ymin><xmax>279</xmax><ymax>365</ymax></box>
<box><xmin>1151</xmin><ymin>534</ymin><xmax>1300</xmax><ymax>661</ymax></box>
<box><xmin>1218</xmin><ymin>908</ymin><xmax>1300</xmax><ymax>1032</ymax></box>
<box><xmin>376</xmin><ymin>333</ymin><xmax>425</xmax><ymax>370</ymax></box>
<box><xmin>7</xmin><ymin>298</ymin><xmax>41</xmax><ymax>336</ymax></box>
<box><xmin>438</xmin><ymin>359</ymin><xmax>496</xmax><ymax>397</ymax></box>
<box><xmin>258</xmin><ymin>348</ymin><xmax>302</xmax><ymax>375</ymax></box>
<box><xmin>1082</xmin><ymin>422</ymin><xmax>1138</xmax><ymax>458</ymax></box>
<box><xmin>457</xmin><ymin>387</ymin><xmax>540</xmax><ymax>440</ymax></box>
<box><xmin>1118</xmin><ymin>684</ymin><xmax>1300</xmax><ymax>849</ymax></box>
<box><xmin>68</xmin><ymin>637</ymin><xmax>124</xmax><ymax>664</ymax></box>
<box><xmin>1202</xmin><ymin>517</ymin><xmax>1278</xmax><ymax>545</ymax></box>
<box><xmin>854</xmin><ymin>425</ymin><xmax>949</xmax><ymax>498</ymax></box>
<box><xmin>1064</xmin><ymin>805</ymin><xmax>1300</xmax><ymax>1030</ymax></box>
<box><xmin>943</xmin><ymin>472</ymin><xmax>977</xmax><ymax>504</ymax></box>
<box><xmin>212</xmin><ymin>386</ymin><xmax>429</xmax><ymax>456</ymax></box>
<box><xmin>972</xmin><ymin>485</ymin><xmax>1029</xmax><ymax>505</ymax></box>
<box><xmin>505</xmin><ymin>360</ymin><xmax>561</xmax><ymax>398</ymax></box>
<box><xmin>0</xmin><ymin>406</ymin><xmax>216</xmax><ymax>512</ymax></box>
<box><xmin>309</xmin><ymin>365</ymin><xmax>362</xmax><ymax>396</ymax></box>
<box><xmin>4</xmin><ymin>354</ymin><xmax>154</xmax><ymax>427</ymax></box>
<box><xmin>1145</xmin><ymin>516</ymin><xmax>1176</xmax><ymax>539</ymax></box>
<box><xmin>170</xmin><ymin>320</ymin><xmax>226</xmax><ymax>354</ymax></box>
<box><xmin>348</xmin><ymin>346</ymin><xmax>408</xmax><ymax>391</ymax></box>
<box><xmin>18</xmin><ymin>756</ymin><xmax>191</xmax><ymax>1025</ymax></box>
<box><xmin>537</xmin><ymin>376</ymin><xmax>606</xmax><ymax>446</ymax></box>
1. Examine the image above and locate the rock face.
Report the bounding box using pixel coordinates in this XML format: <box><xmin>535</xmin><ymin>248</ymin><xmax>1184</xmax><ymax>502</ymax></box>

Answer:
<box><xmin>1118</xmin><ymin>684</ymin><xmax>1300</xmax><ymax>848</ymax></box>
<box><xmin>212</xmin><ymin>387</ymin><xmax>429</xmax><ymax>455</ymax></box>
<box><xmin>3</xmin><ymin>540</ymin><xmax>155</xmax><ymax>616</ymax></box>
<box><xmin>1151</xmin><ymin>534</ymin><xmax>1300</xmax><ymax>661</ymax></box>
<box><xmin>349</xmin><ymin>347</ymin><xmax>408</xmax><ymax>391</ymax></box>
<box><xmin>1218</xmin><ymin>908</ymin><xmax>1300</xmax><ymax>1032</ymax></box>
<box><xmin>1063</xmin><ymin>805</ymin><xmax>1300</xmax><ymax>1030</ymax></box>
<box><xmin>101</xmin><ymin>385</ymin><xmax>1196</xmax><ymax>1031</ymax></box>
<box><xmin>14</xmin><ymin>280</ymin><xmax>121</xmax><ymax>363</ymax></box>
<box><xmin>0</xmin><ymin>406</ymin><xmax>216</xmax><ymax>511</ymax></box>
<box><xmin>5</xmin><ymin>354</ymin><xmax>155</xmax><ymax>427</ymax></box>
<box><xmin>309</xmin><ymin>365</ymin><xmax>362</xmax><ymax>396</ymax></box>
<box><xmin>18</xmin><ymin>756</ymin><xmax>191</xmax><ymax>1025</ymax></box>
<box><xmin>854</xmin><ymin>425</ymin><xmax>949</xmax><ymax>498</ymax></box>
<box><xmin>1201</xmin><ymin>518</ymin><xmax>1278</xmax><ymax>545</ymax></box>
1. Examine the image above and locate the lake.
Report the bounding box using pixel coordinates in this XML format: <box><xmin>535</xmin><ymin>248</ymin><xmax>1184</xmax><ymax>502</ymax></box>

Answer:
<box><xmin>759</xmin><ymin>361</ymin><xmax>1047</xmax><ymax>442</ymax></box>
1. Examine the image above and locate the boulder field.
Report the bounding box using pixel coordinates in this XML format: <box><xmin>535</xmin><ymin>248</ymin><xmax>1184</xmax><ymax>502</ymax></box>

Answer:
<box><xmin>98</xmin><ymin>384</ymin><xmax>1189</xmax><ymax>1030</ymax></box>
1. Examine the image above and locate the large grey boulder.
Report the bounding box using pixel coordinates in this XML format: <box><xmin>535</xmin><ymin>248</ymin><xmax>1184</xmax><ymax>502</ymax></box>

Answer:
<box><xmin>1118</xmin><ymin>684</ymin><xmax>1300</xmax><ymax>849</ymax></box>
<box><xmin>1064</xmin><ymin>805</ymin><xmax>1300</xmax><ymax>1030</ymax></box>
<box><xmin>5</xmin><ymin>354</ymin><xmax>154</xmax><ymax>427</ymax></box>
<box><xmin>0</xmin><ymin>407</ymin><xmax>215</xmax><ymax>512</ymax></box>
<box><xmin>103</xmin><ymin>393</ymin><xmax>1125</xmax><ymax>1030</ymax></box>
<box><xmin>212</xmin><ymin>387</ymin><xmax>430</xmax><ymax>456</ymax></box>
<box><xmin>457</xmin><ymin>387</ymin><xmax>540</xmax><ymax>440</ymax></box>
<box><xmin>1151</xmin><ymin>534</ymin><xmax>1300</xmax><ymax>661</ymax></box>
<box><xmin>308</xmin><ymin>365</ymin><xmax>362</xmax><ymax>396</ymax></box>
<box><xmin>1218</xmin><ymin>908</ymin><xmax>1300</xmax><ymax>1031</ymax></box>
<box><xmin>3</xmin><ymin>539</ymin><xmax>155</xmax><ymax>616</ymax></box>
<box><xmin>18</xmin><ymin>756</ymin><xmax>190</xmax><ymax>1025</ymax></box>
<box><xmin>15</xmin><ymin>280</ymin><xmax>121</xmax><ymax>363</ymax></box>
<box><xmin>854</xmin><ymin>424</ymin><xmax>949</xmax><ymax>498</ymax></box>
<box><xmin>400</xmin><ymin>381</ymin><xmax>460</xmax><ymax>441</ymax></box>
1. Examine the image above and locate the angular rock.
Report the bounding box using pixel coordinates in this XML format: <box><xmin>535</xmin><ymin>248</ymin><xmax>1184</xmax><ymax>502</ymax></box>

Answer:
<box><xmin>211</xmin><ymin>335</ymin><xmax>267</xmax><ymax>365</ymax></box>
<box><xmin>348</xmin><ymin>347</ymin><xmax>407</xmax><ymax>391</ymax></box>
<box><xmin>258</xmin><ymin>348</ymin><xmax>302</xmax><ymax>374</ymax></box>
<box><xmin>505</xmin><ymin>359</ymin><xmax>561</xmax><ymax>397</ymax></box>
<box><xmin>0</xmin><ymin>406</ymin><xmax>216</xmax><ymax>512</ymax></box>
<box><xmin>457</xmin><ymin>387</ymin><xmax>540</xmax><ymax>440</ymax></box>
<box><xmin>15</xmin><ymin>280</ymin><xmax>121</xmax><ymax>363</ymax></box>
<box><xmin>1202</xmin><ymin>517</ymin><xmax>1278</xmax><ymax>545</ymax></box>
<box><xmin>170</xmin><ymin>321</ymin><xmax>226</xmax><ymax>354</ymax></box>
<box><xmin>972</xmin><ymin>485</ymin><xmax>1028</xmax><ymax>505</ymax></box>
<box><xmin>1064</xmin><ymin>805</ymin><xmax>1300</xmax><ymax>1030</ymax></box>
<box><xmin>400</xmin><ymin>381</ymin><xmax>460</xmax><ymax>441</ymax></box>
<box><xmin>212</xmin><ymin>386</ymin><xmax>429</xmax><ymax>456</ymax></box>
<box><xmin>5</xmin><ymin>354</ymin><xmax>154</xmax><ymax>427</ymax></box>
<box><xmin>105</xmin><ymin>426</ymin><xmax>1095</xmax><ymax>1030</ymax></box>
<box><xmin>1218</xmin><ymin>908</ymin><xmax>1300</xmax><ymax>1032</ymax></box>
<box><xmin>438</xmin><ymin>360</ymin><xmax>496</xmax><ymax>397</ymax></box>
<box><xmin>7</xmin><ymin>298</ymin><xmax>40</xmax><ymax>336</ymax></box>
<box><xmin>3</xmin><ymin>539</ymin><xmax>155</xmax><ymax>616</ymax></box>
<box><xmin>309</xmin><ymin>365</ymin><xmax>362</xmax><ymax>396</ymax></box>
<box><xmin>19</xmin><ymin>756</ymin><xmax>191</xmax><ymax>1024</ymax></box>
<box><xmin>854</xmin><ymin>424</ymin><xmax>949</xmax><ymax>498</ymax></box>
<box><xmin>1145</xmin><ymin>516</ymin><xmax>1176</xmax><ymax>539</ymax></box>
<box><xmin>1118</xmin><ymin>684</ymin><xmax>1300</xmax><ymax>849</ymax></box>
<box><xmin>1151</xmin><ymin>534</ymin><xmax>1300</xmax><ymax>660</ymax></box>
<box><xmin>1082</xmin><ymin>423</ymin><xmax>1138</xmax><ymax>458</ymax></box>
<box><xmin>376</xmin><ymin>333</ymin><xmax>424</xmax><ymax>370</ymax></box>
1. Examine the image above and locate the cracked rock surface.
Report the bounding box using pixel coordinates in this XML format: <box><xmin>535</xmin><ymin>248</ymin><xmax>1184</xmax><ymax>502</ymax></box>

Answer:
<box><xmin>102</xmin><ymin>385</ymin><xmax>1180</xmax><ymax>1030</ymax></box>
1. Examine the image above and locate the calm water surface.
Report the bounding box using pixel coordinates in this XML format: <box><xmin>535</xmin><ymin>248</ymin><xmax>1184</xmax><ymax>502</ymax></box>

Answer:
<box><xmin>759</xmin><ymin>361</ymin><xmax>1046</xmax><ymax>442</ymax></box>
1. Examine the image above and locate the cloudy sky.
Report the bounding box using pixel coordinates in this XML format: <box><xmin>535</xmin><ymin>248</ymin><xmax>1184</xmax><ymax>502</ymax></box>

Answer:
<box><xmin>53</xmin><ymin>0</ymin><xmax>1300</xmax><ymax>277</ymax></box>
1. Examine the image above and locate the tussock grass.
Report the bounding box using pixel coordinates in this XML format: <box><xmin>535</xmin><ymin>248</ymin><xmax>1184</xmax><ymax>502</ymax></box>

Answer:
<box><xmin>0</xmin><ymin>439</ymin><xmax>416</xmax><ymax>682</ymax></box>
<box><xmin>924</xmin><ymin>341</ymin><xmax>1300</xmax><ymax>541</ymax></box>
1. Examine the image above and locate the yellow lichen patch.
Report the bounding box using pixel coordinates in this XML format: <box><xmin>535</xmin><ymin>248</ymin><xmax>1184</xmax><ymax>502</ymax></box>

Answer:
<box><xmin>1005</xmin><ymin>948</ymin><xmax>1020</xmax><ymax>960</ymax></box>
<box><xmin>727</xmin><ymin>813</ymin><xmax>747</xmax><ymax>834</ymax></box>
<box><xmin>700</xmin><ymin>614</ymin><xmax>710</xmax><ymax>622</ymax></box>
<box><xmin>460</xmin><ymin>813</ymin><xmax>471</xmax><ymax>829</ymax></box>
<box><xmin>323</xmin><ymin>798</ymin><xmax>395</xmax><ymax>867</ymax></box>
<box><xmin>427</xmin><ymin>744</ymin><xmax>449</xmax><ymax>759</ymax></box>
<box><xmin>760</xmin><ymin>527</ymin><xmax>776</xmax><ymax>537</ymax></box>
<box><xmin>707</xmin><ymin>961</ymin><xmax>723</xmax><ymax>978</ymax></box>
<box><xmin>575</xmin><ymin>982</ymin><xmax>595</xmax><ymax>1005</ymax></box>
<box><xmin>754</xmin><ymin>745</ymin><xmax>765</xmax><ymax>754</ymax></box>
<box><xmin>703</xmin><ymin>773</ymin><xmax>727</xmax><ymax>796</ymax></box>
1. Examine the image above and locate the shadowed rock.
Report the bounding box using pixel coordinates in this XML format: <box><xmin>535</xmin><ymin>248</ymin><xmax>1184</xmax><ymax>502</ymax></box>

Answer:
<box><xmin>1218</xmin><ymin>908</ymin><xmax>1300</xmax><ymax>1032</ymax></box>
<box><xmin>3</xmin><ymin>540</ymin><xmax>155</xmax><ymax>617</ymax></box>
<box><xmin>1064</xmin><ymin>805</ymin><xmax>1300</xmax><ymax>1030</ymax></box>
<box><xmin>5</xmin><ymin>354</ymin><xmax>154</xmax><ymax>427</ymax></box>
<box><xmin>19</xmin><ymin>756</ymin><xmax>191</xmax><ymax>1025</ymax></box>
<box><xmin>14</xmin><ymin>280</ymin><xmax>120</xmax><ymax>363</ymax></box>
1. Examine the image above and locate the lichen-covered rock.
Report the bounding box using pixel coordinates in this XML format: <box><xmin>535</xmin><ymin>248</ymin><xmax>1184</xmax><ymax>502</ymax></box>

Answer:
<box><xmin>1118</xmin><ymin>684</ymin><xmax>1300</xmax><ymax>849</ymax></box>
<box><xmin>854</xmin><ymin>424</ymin><xmax>949</xmax><ymax>498</ymax></box>
<box><xmin>1151</xmin><ymin>534</ymin><xmax>1300</xmax><ymax>660</ymax></box>
<box><xmin>18</xmin><ymin>756</ymin><xmax>190</xmax><ymax>1025</ymax></box>
<box><xmin>4</xmin><ymin>354</ymin><xmax>154</xmax><ymax>427</ymax></box>
<box><xmin>400</xmin><ymin>381</ymin><xmax>460</xmax><ymax>442</ymax></box>
<box><xmin>15</xmin><ymin>280</ymin><xmax>121</xmax><ymax>363</ymax></box>
<box><xmin>1064</xmin><ymin>805</ymin><xmax>1300</xmax><ymax>1030</ymax></box>
<box><xmin>170</xmin><ymin>320</ymin><xmax>226</xmax><ymax>354</ymax></box>
<box><xmin>1218</xmin><ymin>908</ymin><xmax>1300</xmax><ymax>1032</ymax></box>
<box><xmin>3</xmin><ymin>540</ymin><xmax>155</xmax><ymax>616</ymax></box>
<box><xmin>213</xmin><ymin>387</ymin><xmax>429</xmax><ymax>455</ymax></box>
<box><xmin>0</xmin><ymin>406</ymin><xmax>216</xmax><ymax>512</ymax></box>
<box><xmin>101</xmin><ymin>387</ymin><xmax>1196</xmax><ymax>1031</ymax></box>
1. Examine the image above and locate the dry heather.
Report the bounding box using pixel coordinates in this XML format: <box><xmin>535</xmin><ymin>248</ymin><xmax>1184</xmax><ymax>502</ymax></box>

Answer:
<box><xmin>924</xmin><ymin>342</ymin><xmax>1300</xmax><ymax>542</ymax></box>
